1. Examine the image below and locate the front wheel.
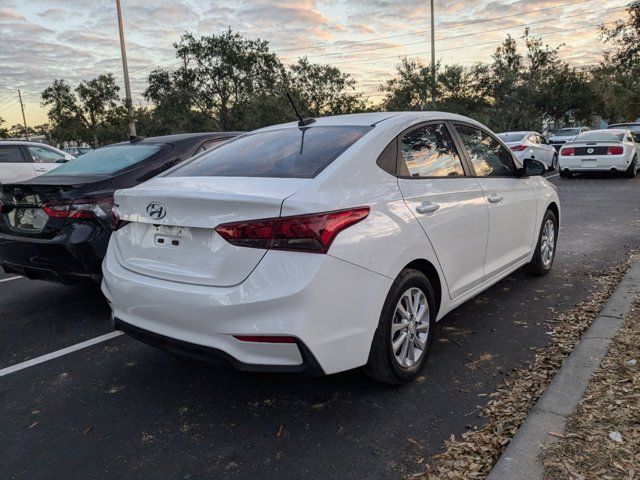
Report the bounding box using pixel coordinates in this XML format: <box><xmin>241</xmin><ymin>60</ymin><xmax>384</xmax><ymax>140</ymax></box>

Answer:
<box><xmin>527</xmin><ymin>209</ymin><xmax>558</xmax><ymax>276</ymax></box>
<box><xmin>365</xmin><ymin>269</ymin><xmax>436</xmax><ymax>384</ymax></box>
<box><xmin>550</xmin><ymin>154</ymin><xmax>558</xmax><ymax>171</ymax></box>
<box><xmin>625</xmin><ymin>156</ymin><xmax>637</xmax><ymax>178</ymax></box>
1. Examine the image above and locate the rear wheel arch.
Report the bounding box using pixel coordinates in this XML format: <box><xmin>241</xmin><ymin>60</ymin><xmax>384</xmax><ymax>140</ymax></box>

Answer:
<box><xmin>402</xmin><ymin>259</ymin><xmax>442</xmax><ymax>317</ymax></box>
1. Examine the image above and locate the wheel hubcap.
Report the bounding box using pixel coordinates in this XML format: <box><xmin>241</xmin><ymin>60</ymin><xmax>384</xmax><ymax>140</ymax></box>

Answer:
<box><xmin>391</xmin><ymin>287</ymin><xmax>429</xmax><ymax>368</ymax></box>
<box><xmin>540</xmin><ymin>219</ymin><xmax>556</xmax><ymax>269</ymax></box>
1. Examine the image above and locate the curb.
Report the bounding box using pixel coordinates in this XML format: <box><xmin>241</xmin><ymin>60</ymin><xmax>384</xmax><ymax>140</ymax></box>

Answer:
<box><xmin>486</xmin><ymin>258</ymin><xmax>640</xmax><ymax>480</ymax></box>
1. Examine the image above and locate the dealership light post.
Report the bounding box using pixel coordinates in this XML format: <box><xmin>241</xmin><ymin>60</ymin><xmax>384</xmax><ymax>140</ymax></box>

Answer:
<box><xmin>430</xmin><ymin>0</ymin><xmax>436</xmax><ymax>107</ymax></box>
<box><xmin>115</xmin><ymin>0</ymin><xmax>136</xmax><ymax>137</ymax></box>
<box><xmin>17</xmin><ymin>89</ymin><xmax>29</xmax><ymax>141</ymax></box>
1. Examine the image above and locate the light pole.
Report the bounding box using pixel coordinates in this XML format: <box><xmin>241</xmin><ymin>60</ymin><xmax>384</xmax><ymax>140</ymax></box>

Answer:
<box><xmin>17</xmin><ymin>89</ymin><xmax>29</xmax><ymax>141</ymax></box>
<box><xmin>115</xmin><ymin>0</ymin><xmax>136</xmax><ymax>137</ymax></box>
<box><xmin>430</xmin><ymin>0</ymin><xmax>436</xmax><ymax>107</ymax></box>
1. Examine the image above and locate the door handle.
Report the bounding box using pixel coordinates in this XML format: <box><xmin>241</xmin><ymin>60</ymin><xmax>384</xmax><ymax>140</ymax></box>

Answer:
<box><xmin>416</xmin><ymin>202</ymin><xmax>440</xmax><ymax>214</ymax></box>
<box><xmin>35</xmin><ymin>167</ymin><xmax>48</xmax><ymax>172</ymax></box>
<box><xmin>487</xmin><ymin>194</ymin><xmax>503</xmax><ymax>204</ymax></box>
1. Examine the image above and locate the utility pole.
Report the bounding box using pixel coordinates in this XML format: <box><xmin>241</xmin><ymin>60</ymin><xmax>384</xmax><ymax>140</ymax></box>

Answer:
<box><xmin>17</xmin><ymin>89</ymin><xmax>29</xmax><ymax>141</ymax></box>
<box><xmin>115</xmin><ymin>0</ymin><xmax>136</xmax><ymax>137</ymax></box>
<box><xmin>430</xmin><ymin>0</ymin><xmax>436</xmax><ymax>108</ymax></box>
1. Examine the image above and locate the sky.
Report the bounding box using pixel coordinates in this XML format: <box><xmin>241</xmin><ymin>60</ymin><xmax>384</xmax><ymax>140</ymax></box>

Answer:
<box><xmin>0</xmin><ymin>0</ymin><xmax>628</xmax><ymax>127</ymax></box>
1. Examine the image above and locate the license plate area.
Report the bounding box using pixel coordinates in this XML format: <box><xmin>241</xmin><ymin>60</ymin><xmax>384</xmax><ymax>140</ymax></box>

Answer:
<box><xmin>7</xmin><ymin>207</ymin><xmax>48</xmax><ymax>233</ymax></box>
<box><xmin>153</xmin><ymin>225</ymin><xmax>186</xmax><ymax>247</ymax></box>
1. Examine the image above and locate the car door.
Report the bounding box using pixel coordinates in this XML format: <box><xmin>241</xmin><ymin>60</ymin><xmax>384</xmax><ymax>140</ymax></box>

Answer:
<box><xmin>536</xmin><ymin>134</ymin><xmax>555</xmax><ymax>165</ymax></box>
<box><xmin>24</xmin><ymin>145</ymin><xmax>67</xmax><ymax>176</ymax></box>
<box><xmin>396</xmin><ymin>121</ymin><xmax>489</xmax><ymax>299</ymax></box>
<box><xmin>453</xmin><ymin>123</ymin><xmax>538</xmax><ymax>279</ymax></box>
<box><xmin>0</xmin><ymin>145</ymin><xmax>37</xmax><ymax>183</ymax></box>
<box><xmin>525</xmin><ymin>134</ymin><xmax>544</xmax><ymax>162</ymax></box>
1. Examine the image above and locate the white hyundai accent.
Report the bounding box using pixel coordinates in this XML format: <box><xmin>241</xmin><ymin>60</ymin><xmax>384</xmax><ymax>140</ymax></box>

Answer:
<box><xmin>558</xmin><ymin>129</ymin><xmax>639</xmax><ymax>178</ymax></box>
<box><xmin>102</xmin><ymin>112</ymin><xmax>560</xmax><ymax>384</ymax></box>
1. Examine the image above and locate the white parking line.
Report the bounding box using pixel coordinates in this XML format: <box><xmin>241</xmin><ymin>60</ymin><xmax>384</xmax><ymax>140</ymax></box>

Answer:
<box><xmin>0</xmin><ymin>276</ymin><xmax>23</xmax><ymax>283</ymax></box>
<box><xmin>546</xmin><ymin>173</ymin><xmax>559</xmax><ymax>179</ymax></box>
<box><xmin>0</xmin><ymin>331</ymin><xmax>124</xmax><ymax>377</ymax></box>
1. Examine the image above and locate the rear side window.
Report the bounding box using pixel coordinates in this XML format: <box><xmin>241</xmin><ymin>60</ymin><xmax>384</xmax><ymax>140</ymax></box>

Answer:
<box><xmin>455</xmin><ymin>124</ymin><xmax>516</xmax><ymax>177</ymax></box>
<box><xmin>169</xmin><ymin>126</ymin><xmax>371</xmax><ymax>179</ymax></box>
<box><xmin>0</xmin><ymin>146</ymin><xmax>25</xmax><ymax>163</ymax></box>
<box><xmin>398</xmin><ymin>123</ymin><xmax>465</xmax><ymax>178</ymax></box>
<box><xmin>44</xmin><ymin>144</ymin><xmax>162</xmax><ymax>176</ymax></box>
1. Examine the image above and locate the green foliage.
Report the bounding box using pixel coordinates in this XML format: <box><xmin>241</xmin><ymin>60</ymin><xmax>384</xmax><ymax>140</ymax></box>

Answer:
<box><xmin>41</xmin><ymin>74</ymin><xmax>127</xmax><ymax>146</ymax></box>
<box><xmin>0</xmin><ymin>116</ymin><xmax>8</xmax><ymax>138</ymax></box>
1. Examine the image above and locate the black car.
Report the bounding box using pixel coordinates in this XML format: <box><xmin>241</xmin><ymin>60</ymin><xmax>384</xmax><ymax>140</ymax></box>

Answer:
<box><xmin>0</xmin><ymin>132</ymin><xmax>240</xmax><ymax>284</ymax></box>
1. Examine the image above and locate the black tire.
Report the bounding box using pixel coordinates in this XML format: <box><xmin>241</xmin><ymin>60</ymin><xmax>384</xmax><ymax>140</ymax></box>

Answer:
<box><xmin>527</xmin><ymin>209</ymin><xmax>558</xmax><ymax>276</ymax></box>
<box><xmin>364</xmin><ymin>269</ymin><xmax>436</xmax><ymax>385</ymax></box>
<box><xmin>559</xmin><ymin>169</ymin><xmax>570</xmax><ymax>178</ymax></box>
<box><xmin>549</xmin><ymin>154</ymin><xmax>558</xmax><ymax>171</ymax></box>
<box><xmin>625</xmin><ymin>156</ymin><xmax>637</xmax><ymax>178</ymax></box>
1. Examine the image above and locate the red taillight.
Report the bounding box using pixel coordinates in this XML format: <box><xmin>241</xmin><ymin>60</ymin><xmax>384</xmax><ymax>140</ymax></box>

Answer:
<box><xmin>234</xmin><ymin>335</ymin><xmax>297</xmax><ymax>344</ymax></box>
<box><xmin>510</xmin><ymin>145</ymin><xmax>527</xmax><ymax>152</ymax></box>
<box><xmin>215</xmin><ymin>207</ymin><xmax>370</xmax><ymax>254</ymax></box>
<box><xmin>109</xmin><ymin>208</ymin><xmax>129</xmax><ymax>231</ymax></box>
<box><xmin>607</xmin><ymin>146</ymin><xmax>624</xmax><ymax>155</ymax></box>
<box><xmin>561</xmin><ymin>147</ymin><xmax>575</xmax><ymax>156</ymax></box>
<box><xmin>43</xmin><ymin>196</ymin><xmax>115</xmax><ymax>222</ymax></box>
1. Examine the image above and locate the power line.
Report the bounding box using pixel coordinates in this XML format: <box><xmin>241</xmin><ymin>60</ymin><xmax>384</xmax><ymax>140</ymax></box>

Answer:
<box><xmin>281</xmin><ymin>5</ymin><xmax>625</xmax><ymax>61</ymax></box>
<box><xmin>329</xmin><ymin>20</ymin><xmax>614</xmax><ymax>66</ymax></box>
<box><xmin>275</xmin><ymin>0</ymin><xmax>596</xmax><ymax>54</ymax></box>
<box><xmin>0</xmin><ymin>100</ymin><xmax>19</xmax><ymax>114</ymax></box>
<box><xmin>124</xmin><ymin>0</ymin><xmax>601</xmax><ymax>80</ymax></box>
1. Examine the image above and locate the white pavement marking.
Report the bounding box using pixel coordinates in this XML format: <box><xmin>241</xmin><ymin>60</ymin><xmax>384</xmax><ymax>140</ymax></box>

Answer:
<box><xmin>0</xmin><ymin>276</ymin><xmax>23</xmax><ymax>283</ymax></box>
<box><xmin>0</xmin><ymin>331</ymin><xmax>124</xmax><ymax>377</ymax></box>
<box><xmin>546</xmin><ymin>173</ymin><xmax>559</xmax><ymax>179</ymax></box>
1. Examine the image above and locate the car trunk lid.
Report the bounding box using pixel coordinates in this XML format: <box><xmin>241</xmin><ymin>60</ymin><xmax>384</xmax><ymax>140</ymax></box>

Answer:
<box><xmin>112</xmin><ymin>176</ymin><xmax>310</xmax><ymax>286</ymax></box>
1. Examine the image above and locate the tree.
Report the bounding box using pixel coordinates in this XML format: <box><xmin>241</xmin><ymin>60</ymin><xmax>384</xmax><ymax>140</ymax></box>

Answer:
<box><xmin>0</xmin><ymin>117</ymin><xmax>8</xmax><ymax>138</ymax></box>
<box><xmin>41</xmin><ymin>74</ymin><xmax>126</xmax><ymax>146</ymax></box>
<box><xmin>288</xmin><ymin>57</ymin><xmax>366</xmax><ymax>117</ymax></box>
<box><xmin>594</xmin><ymin>1</ymin><xmax>640</xmax><ymax>121</ymax></box>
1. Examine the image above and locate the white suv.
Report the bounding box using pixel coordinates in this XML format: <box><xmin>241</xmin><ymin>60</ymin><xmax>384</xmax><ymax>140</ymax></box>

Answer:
<box><xmin>0</xmin><ymin>141</ymin><xmax>74</xmax><ymax>184</ymax></box>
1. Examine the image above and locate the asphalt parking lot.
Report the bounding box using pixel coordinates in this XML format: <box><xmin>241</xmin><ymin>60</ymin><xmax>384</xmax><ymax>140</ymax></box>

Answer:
<box><xmin>1</xmin><ymin>172</ymin><xmax>639</xmax><ymax>480</ymax></box>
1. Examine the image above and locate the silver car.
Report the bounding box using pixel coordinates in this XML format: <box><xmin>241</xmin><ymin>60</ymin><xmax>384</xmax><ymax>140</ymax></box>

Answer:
<box><xmin>497</xmin><ymin>131</ymin><xmax>558</xmax><ymax>171</ymax></box>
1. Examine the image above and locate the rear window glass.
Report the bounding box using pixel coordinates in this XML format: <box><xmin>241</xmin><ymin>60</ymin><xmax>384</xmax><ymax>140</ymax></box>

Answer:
<box><xmin>609</xmin><ymin>125</ymin><xmax>640</xmax><ymax>134</ymax></box>
<box><xmin>44</xmin><ymin>144</ymin><xmax>162</xmax><ymax>176</ymax></box>
<box><xmin>576</xmin><ymin>131</ymin><xmax>624</xmax><ymax>142</ymax></box>
<box><xmin>497</xmin><ymin>132</ymin><xmax>527</xmax><ymax>142</ymax></box>
<box><xmin>556</xmin><ymin>128</ymin><xmax>580</xmax><ymax>136</ymax></box>
<box><xmin>169</xmin><ymin>126</ymin><xmax>371</xmax><ymax>179</ymax></box>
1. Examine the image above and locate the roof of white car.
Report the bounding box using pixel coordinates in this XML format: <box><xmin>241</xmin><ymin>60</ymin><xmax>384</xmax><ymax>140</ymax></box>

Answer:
<box><xmin>254</xmin><ymin>111</ymin><xmax>484</xmax><ymax>132</ymax></box>
<box><xmin>0</xmin><ymin>140</ymin><xmax>54</xmax><ymax>147</ymax></box>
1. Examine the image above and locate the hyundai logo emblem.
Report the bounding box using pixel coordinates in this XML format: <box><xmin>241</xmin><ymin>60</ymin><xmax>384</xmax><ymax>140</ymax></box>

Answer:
<box><xmin>146</xmin><ymin>202</ymin><xmax>166</xmax><ymax>220</ymax></box>
<box><xmin>587</xmin><ymin>148</ymin><xmax>594</xmax><ymax>154</ymax></box>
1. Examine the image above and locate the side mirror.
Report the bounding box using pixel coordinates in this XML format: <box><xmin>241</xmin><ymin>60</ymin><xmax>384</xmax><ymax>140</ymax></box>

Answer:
<box><xmin>522</xmin><ymin>158</ymin><xmax>546</xmax><ymax>176</ymax></box>
<box><xmin>55</xmin><ymin>159</ymin><xmax>69</xmax><ymax>164</ymax></box>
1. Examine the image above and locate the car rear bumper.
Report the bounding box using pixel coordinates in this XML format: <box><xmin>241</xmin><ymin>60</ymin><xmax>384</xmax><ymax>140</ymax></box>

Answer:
<box><xmin>102</xmin><ymin>241</ymin><xmax>393</xmax><ymax>375</ymax></box>
<box><xmin>559</xmin><ymin>155</ymin><xmax>632</xmax><ymax>171</ymax></box>
<box><xmin>0</xmin><ymin>223</ymin><xmax>110</xmax><ymax>283</ymax></box>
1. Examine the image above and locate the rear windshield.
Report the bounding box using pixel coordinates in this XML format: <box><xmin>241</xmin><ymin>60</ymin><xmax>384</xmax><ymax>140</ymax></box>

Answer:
<box><xmin>576</xmin><ymin>131</ymin><xmax>624</xmax><ymax>142</ymax></box>
<box><xmin>556</xmin><ymin>128</ymin><xmax>581</xmax><ymax>135</ymax></box>
<box><xmin>609</xmin><ymin>124</ymin><xmax>640</xmax><ymax>133</ymax></box>
<box><xmin>497</xmin><ymin>132</ymin><xmax>527</xmax><ymax>142</ymax></box>
<box><xmin>44</xmin><ymin>144</ymin><xmax>162</xmax><ymax>176</ymax></box>
<box><xmin>168</xmin><ymin>126</ymin><xmax>372</xmax><ymax>179</ymax></box>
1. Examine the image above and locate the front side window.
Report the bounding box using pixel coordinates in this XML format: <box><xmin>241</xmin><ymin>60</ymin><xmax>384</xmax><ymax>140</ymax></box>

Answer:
<box><xmin>44</xmin><ymin>144</ymin><xmax>163</xmax><ymax>176</ymax></box>
<box><xmin>398</xmin><ymin>123</ymin><xmax>464</xmax><ymax>178</ymax></box>
<box><xmin>170</xmin><ymin>126</ymin><xmax>371</xmax><ymax>179</ymax></box>
<box><xmin>27</xmin><ymin>145</ymin><xmax>66</xmax><ymax>163</ymax></box>
<box><xmin>455</xmin><ymin>125</ymin><xmax>516</xmax><ymax>177</ymax></box>
<box><xmin>0</xmin><ymin>146</ymin><xmax>25</xmax><ymax>163</ymax></box>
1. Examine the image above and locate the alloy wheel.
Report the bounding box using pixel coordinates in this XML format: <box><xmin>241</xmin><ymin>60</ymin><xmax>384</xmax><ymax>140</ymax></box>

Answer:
<box><xmin>540</xmin><ymin>219</ymin><xmax>556</xmax><ymax>269</ymax></box>
<box><xmin>391</xmin><ymin>287</ymin><xmax>430</xmax><ymax>368</ymax></box>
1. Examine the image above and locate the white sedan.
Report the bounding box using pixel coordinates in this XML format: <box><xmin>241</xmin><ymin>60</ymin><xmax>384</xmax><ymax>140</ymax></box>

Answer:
<box><xmin>558</xmin><ymin>129</ymin><xmax>639</xmax><ymax>178</ymax></box>
<box><xmin>102</xmin><ymin>112</ymin><xmax>560</xmax><ymax>384</ymax></box>
<box><xmin>497</xmin><ymin>131</ymin><xmax>558</xmax><ymax>170</ymax></box>
<box><xmin>0</xmin><ymin>141</ymin><xmax>74</xmax><ymax>184</ymax></box>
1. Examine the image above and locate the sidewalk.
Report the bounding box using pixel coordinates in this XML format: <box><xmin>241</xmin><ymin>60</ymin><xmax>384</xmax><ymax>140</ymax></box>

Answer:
<box><xmin>487</xmin><ymin>258</ymin><xmax>640</xmax><ymax>480</ymax></box>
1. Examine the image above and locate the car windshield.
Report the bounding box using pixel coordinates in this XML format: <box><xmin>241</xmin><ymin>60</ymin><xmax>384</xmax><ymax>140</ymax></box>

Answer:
<box><xmin>556</xmin><ymin>128</ymin><xmax>580</xmax><ymax>136</ymax></box>
<box><xmin>609</xmin><ymin>124</ymin><xmax>640</xmax><ymax>134</ymax></box>
<box><xmin>497</xmin><ymin>132</ymin><xmax>527</xmax><ymax>142</ymax></box>
<box><xmin>44</xmin><ymin>144</ymin><xmax>162</xmax><ymax>176</ymax></box>
<box><xmin>576</xmin><ymin>131</ymin><xmax>625</xmax><ymax>142</ymax></box>
<box><xmin>169</xmin><ymin>126</ymin><xmax>372</xmax><ymax>179</ymax></box>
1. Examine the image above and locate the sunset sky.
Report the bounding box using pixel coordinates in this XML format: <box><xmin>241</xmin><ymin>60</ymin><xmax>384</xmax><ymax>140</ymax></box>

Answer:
<box><xmin>0</xmin><ymin>0</ymin><xmax>629</xmax><ymax>127</ymax></box>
